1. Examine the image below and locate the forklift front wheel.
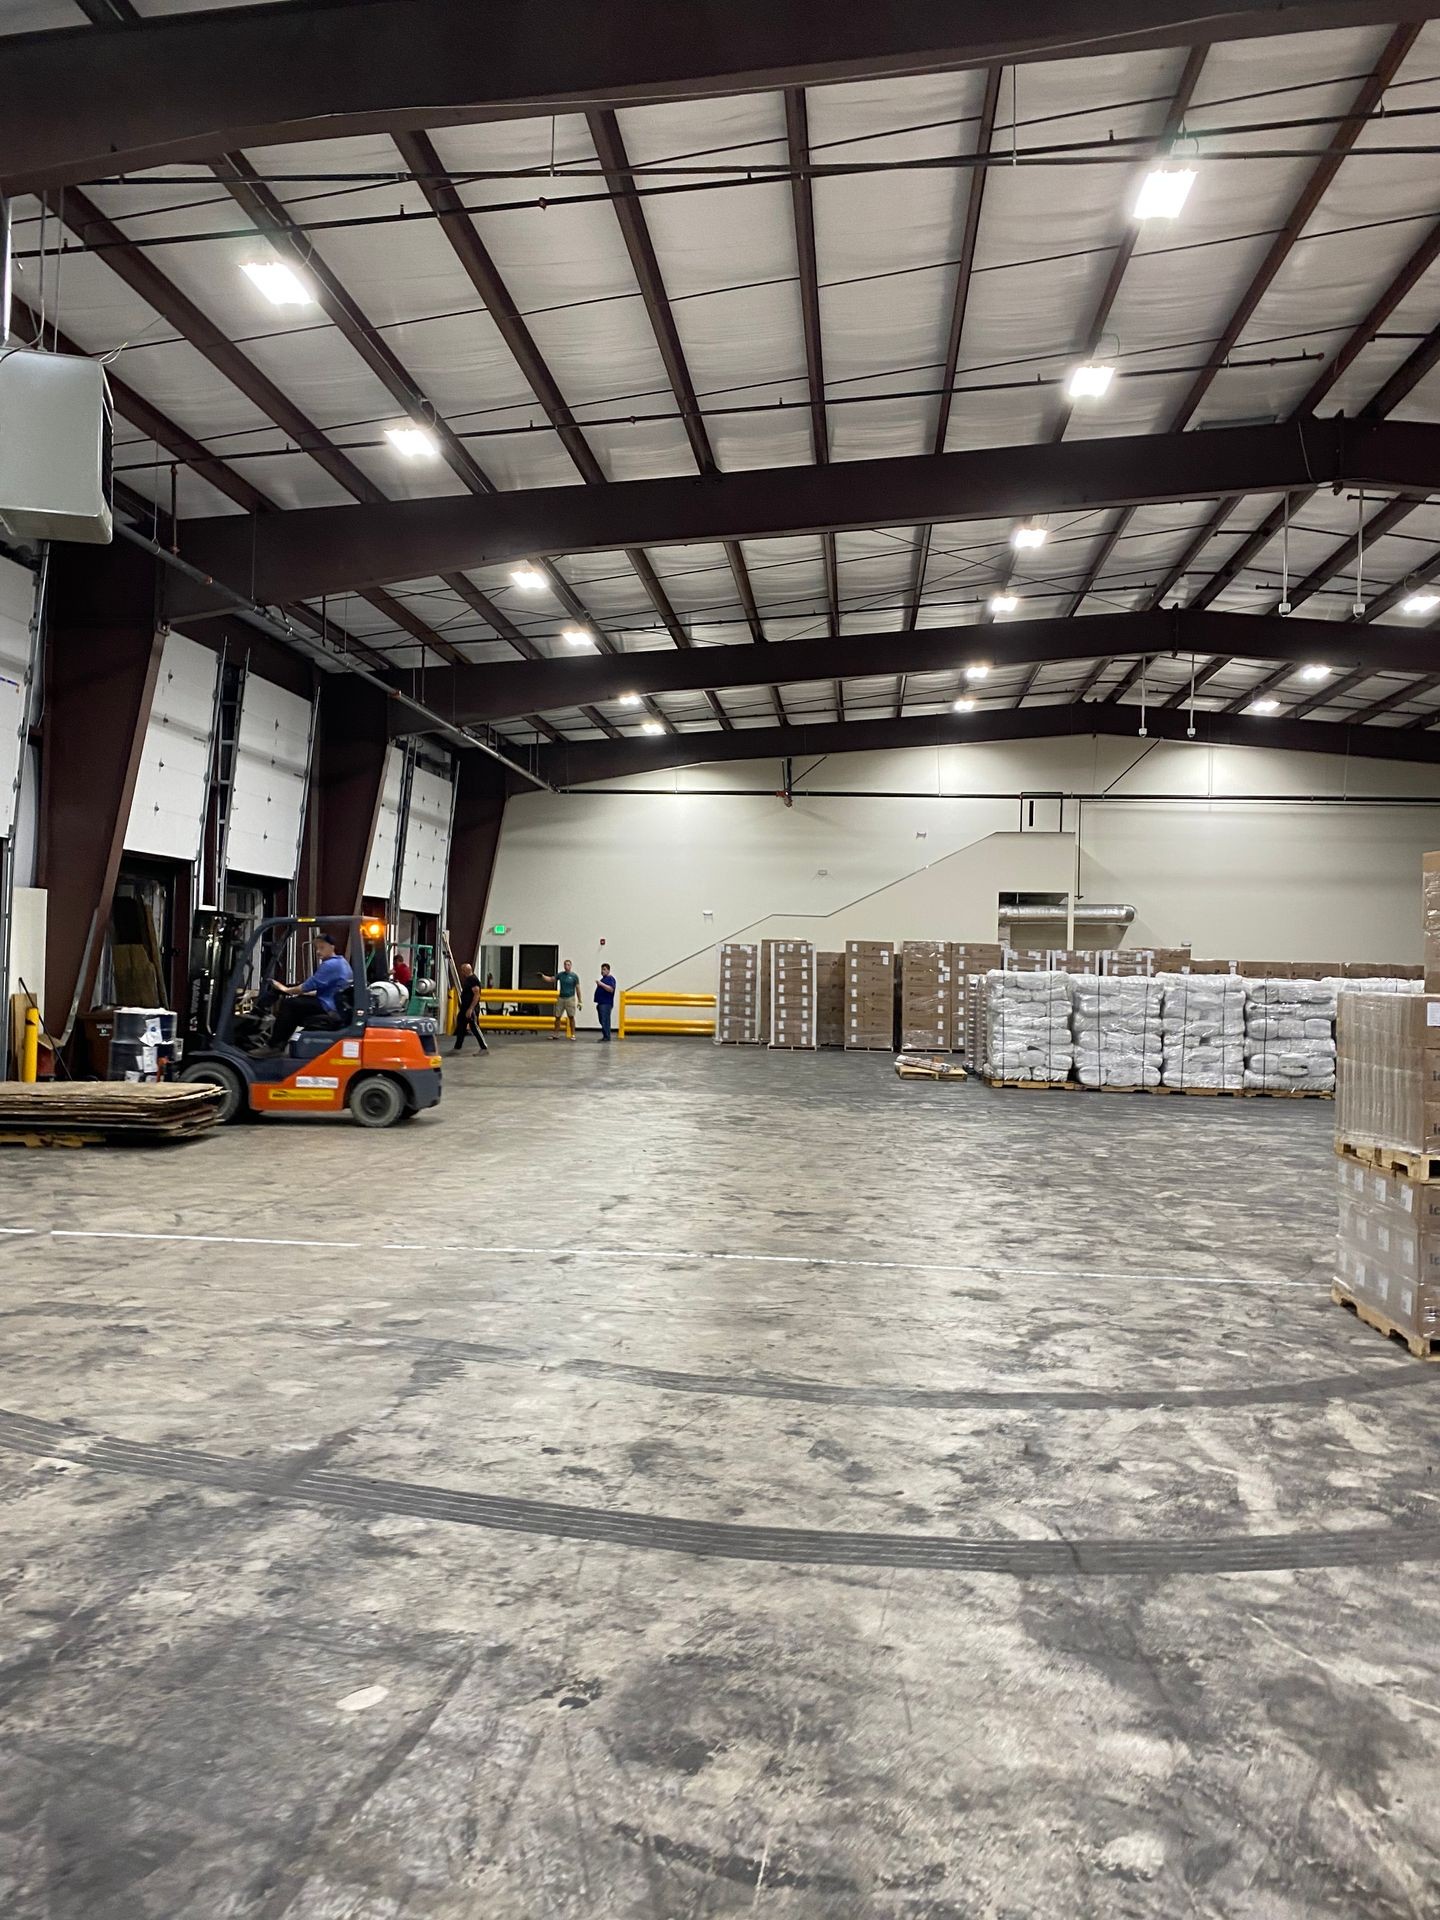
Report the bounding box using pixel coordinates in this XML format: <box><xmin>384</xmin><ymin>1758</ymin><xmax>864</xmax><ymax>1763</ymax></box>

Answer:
<box><xmin>348</xmin><ymin>1074</ymin><xmax>408</xmax><ymax>1129</ymax></box>
<box><xmin>178</xmin><ymin>1060</ymin><xmax>247</xmax><ymax>1125</ymax></box>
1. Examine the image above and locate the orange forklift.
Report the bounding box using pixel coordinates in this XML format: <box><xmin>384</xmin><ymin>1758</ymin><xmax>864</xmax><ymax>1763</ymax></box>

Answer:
<box><xmin>177</xmin><ymin>916</ymin><xmax>442</xmax><ymax>1127</ymax></box>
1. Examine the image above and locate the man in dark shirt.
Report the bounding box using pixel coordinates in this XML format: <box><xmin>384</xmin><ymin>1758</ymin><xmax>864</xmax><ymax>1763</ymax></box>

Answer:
<box><xmin>453</xmin><ymin>962</ymin><xmax>486</xmax><ymax>1053</ymax></box>
<box><xmin>269</xmin><ymin>931</ymin><xmax>353</xmax><ymax>1050</ymax></box>
<box><xmin>594</xmin><ymin>963</ymin><xmax>617</xmax><ymax>1042</ymax></box>
<box><xmin>542</xmin><ymin>960</ymin><xmax>581</xmax><ymax>1040</ymax></box>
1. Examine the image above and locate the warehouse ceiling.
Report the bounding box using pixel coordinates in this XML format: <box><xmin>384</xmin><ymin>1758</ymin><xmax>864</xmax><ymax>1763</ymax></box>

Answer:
<box><xmin>7</xmin><ymin>0</ymin><xmax>1440</xmax><ymax>768</ymax></box>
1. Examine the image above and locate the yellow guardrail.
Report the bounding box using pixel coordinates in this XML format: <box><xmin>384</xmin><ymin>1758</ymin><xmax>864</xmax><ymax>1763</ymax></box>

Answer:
<box><xmin>477</xmin><ymin>986</ymin><xmax>561</xmax><ymax>1032</ymax></box>
<box><xmin>617</xmin><ymin>990</ymin><xmax>717</xmax><ymax>1039</ymax></box>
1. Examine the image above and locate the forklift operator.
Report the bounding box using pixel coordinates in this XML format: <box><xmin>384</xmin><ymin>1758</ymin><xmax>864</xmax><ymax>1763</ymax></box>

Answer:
<box><xmin>268</xmin><ymin>931</ymin><xmax>353</xmax><ymax>1050</ymax></box>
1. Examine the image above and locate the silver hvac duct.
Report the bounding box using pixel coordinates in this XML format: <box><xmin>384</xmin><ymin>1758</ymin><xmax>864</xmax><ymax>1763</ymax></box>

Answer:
<box><xmin>997</xmin><ymin>903</ymin><xmax>1136</xmax><ymax>927</ymax></box>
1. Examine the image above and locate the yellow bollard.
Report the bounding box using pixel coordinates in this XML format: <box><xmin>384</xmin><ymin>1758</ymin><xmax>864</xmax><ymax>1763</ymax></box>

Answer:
<box><xmin>21</xmin><ymin>1007</ymin><xmax>39</xmax><ymax>1083</ymax></box>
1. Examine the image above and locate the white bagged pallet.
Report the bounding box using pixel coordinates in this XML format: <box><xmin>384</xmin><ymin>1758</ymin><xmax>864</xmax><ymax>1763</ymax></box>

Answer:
<box><xmin>1070</xmin><ymin>973</ymin><xmax>1162</xmax><ymax>1088</ymax></box>
<box><xmin>1160</xmin><ymin>973</ymin><xmax>1246</xmax><ymax>1089</ymax></box>
<box><xmin>1243</xmin><ymin>976</ymin><xmax>1336</xmax><ymax>1090</ymax></box>
<box><xmin>985</xmin><ymin>970</ymin><xmax>1074</xmax><ymax>1082</ymax></box>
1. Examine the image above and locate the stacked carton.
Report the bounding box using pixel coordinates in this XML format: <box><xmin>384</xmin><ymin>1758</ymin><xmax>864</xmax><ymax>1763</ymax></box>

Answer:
<box><xmin>768</xmin><ymin>940</ymin><xmax>816</xmax><ymax>1048</ymax></box>
<box><xmin>1160</xmin><ymin>973</ymin><xmax>1246</xmax><ymax>1089</ymax></box>
<box><xmin>1071</xmin><ymin>973</ymin><xmax>1163</xmax><ymax>1088</ymax></box>
<box><xmin>1244</xmin><ymin>977</ymin><xmax>1337</xmax><ymax>1091</ymax></box>
<box><xmin>1335</xmin><ymin>1157</ymin><xmax>1440</xmax><ymax>1344</ymax></box>
<box><xmin>900</xmin><ymin>941</ymin><xmax>953</xmax><ymax>1051</ymax></box>
<box><xmin>715</xmin><ymin>943</ymin><xmax>760</xmax><ymax>1045</ymax></box>
<box><xmin>816</xmin><ymin>951</ymin><xmax>845</xmax><ymax>1049</ymax></box>
<box><xmin>845</xmin><ymin>940</ymin><xmax>897</xmax><ymax>1051</ymax></box>
<box><xmin>985</xmin><ymin>970</ymin><xmax>1074</xmax><ymax>1083</ymax></box>
<box><xmin>1336</xmin><ymin>992</ymin><xmax>1440</xmax><ymax>1158</ymax></box>
<box><xmin>957</xmin><ymin>943</ymin><xmax>1002</xmax><ymax>1062</ymax></box>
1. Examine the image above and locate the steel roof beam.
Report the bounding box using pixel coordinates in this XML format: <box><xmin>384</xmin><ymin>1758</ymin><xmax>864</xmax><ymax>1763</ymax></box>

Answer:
<box><xmin>50</xmin><ymin>183</ymin><xmax>485</xmax><ymax>676</ymax></box>
<box><xmin>379</xmin><ymin>606</ymin><xmax>1432</xmax><ymax>724</ymax></box>
<box><xmin>166</xmin><ymin>417</ymin><xmax>1440</xmax><ymax>612</ymax></box>
<box><xmin>779</xmin><ymin>88</ymin><xmax>836</xmax><ymax>722</ymax></box>
<box><xmin>1062</xmin><ymin>25</ymin><xmax>1420</xmax><ymax>622</ymax></box>
<box><xmin>584</xmin><ymin>108</ymin><xmax>750</xmax><ymax>729</ymax></box>
<box><xmin>901</xmin><ymin>65</ymin><xmax>1002</xmax><ymax>716</ymax></box>
<box><xmin>1011</xmin><ymin>46</ymin><xmax>1206</xmax><ymax>695</ymax></box>
<box><xmin>12</xmin><ymin>0</ymin><xmax>1434</xmax><ymax>192</ymax></box>
<box><xmin>393</xmin><ymin>126</ymin><xmax>699</xmax><ymax>736</ymax></box>
<box><xmin>535</xmin><ymin>695</ymin><xmax>1440</xmax><ymax>785</ymax></box>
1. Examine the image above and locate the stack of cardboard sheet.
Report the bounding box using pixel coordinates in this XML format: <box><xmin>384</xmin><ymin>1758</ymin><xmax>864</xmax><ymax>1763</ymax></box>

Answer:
<box><xmin>0</xmin><ymin>1081</ymin><xmax>224</xmax><ymax>1142</ymax></box>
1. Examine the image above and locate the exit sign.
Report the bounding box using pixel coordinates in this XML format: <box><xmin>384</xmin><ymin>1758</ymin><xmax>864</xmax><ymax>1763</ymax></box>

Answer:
<box><xmin>490</xmin><ymin>924</ymin><xmax>509</xmax><ymax>936</ymax></box>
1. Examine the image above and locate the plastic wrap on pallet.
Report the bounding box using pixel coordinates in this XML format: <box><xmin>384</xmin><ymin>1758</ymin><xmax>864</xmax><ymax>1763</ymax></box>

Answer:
<box><xmin>1159</xmin><ymin>972</ymin><xmax>1246</xmax><ymax>1088</ymax></box>
<box><xmin>1244</xmin><ymin>975</ymin><xmax>1336</xmax><ymax>1091</ymax></box>
<box><xmin>714</xmin><ymin>942</ymin><xmax>761</xmax><ymax>1045</ymax></box>
<box><xmin>1070</xmin><ymin>973</ymin><xmax>1162</xmax><ymax>1088</ymax></box>
<box><xmin>1325</xmin><ymin>975</ymin><xmax>1423</xmax><ymax>998</ymax></box>
<box><xmin>1336</xmin><ymin>992</ymin><xmax>1440</xmax><ymax>1155</ymax></box>
<box><xmin>985</xmin><ymin>970</ymin><xmax>1074</xmax><ymax>1082</ymax></box>
<box><xmin>1334</xmin><ymin>1157</ymin><xmax>1440</xmax><ymax>1342</ymax></box>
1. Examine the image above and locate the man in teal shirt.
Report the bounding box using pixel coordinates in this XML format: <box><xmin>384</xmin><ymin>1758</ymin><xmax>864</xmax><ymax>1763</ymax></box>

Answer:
<box><xmin>542</xmin><ymin>959</ymin><xmax>581</xmax><ymax>1040</ymax></box>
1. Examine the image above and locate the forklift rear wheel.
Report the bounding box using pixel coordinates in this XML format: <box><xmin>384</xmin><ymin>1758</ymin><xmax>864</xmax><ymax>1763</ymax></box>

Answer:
<box><xmin>348</xmin><ymin>1075</ymin><xmax>407</xmax><ymax>1129</ymax></box>
<box><xmin>178</xmin><ymin>1060</ymin><xmax>246</xmax><ymax>1124</ymax></box>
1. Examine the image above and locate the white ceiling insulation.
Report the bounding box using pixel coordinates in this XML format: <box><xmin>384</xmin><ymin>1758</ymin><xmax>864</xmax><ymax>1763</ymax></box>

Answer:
<box><xmin>18</xmin><ymin>8</ymin><xmax>1440</xmax><ymax>744</ymax></box>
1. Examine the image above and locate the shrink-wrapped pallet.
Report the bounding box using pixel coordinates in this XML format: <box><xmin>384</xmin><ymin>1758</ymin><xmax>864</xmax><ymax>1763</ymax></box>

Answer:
<box><xmin>1071</xmin><ymin>973</ymin><xmax>1162</xmax><ymax>1088</ymax></box>
<box><xmin>1244</xmin><ymin>977</ymin><xmax>1337</xmax><ymax>1091</ymax></box>
<box><xmin>985</xmin><ymin>971</ymin><xmax>1073</xmax><ymax>1083</ymax></box>
<box><xmin>1160</xmin><ymin>972</ymin><xmax>1245</xmax><ymax>1090</ymax></box>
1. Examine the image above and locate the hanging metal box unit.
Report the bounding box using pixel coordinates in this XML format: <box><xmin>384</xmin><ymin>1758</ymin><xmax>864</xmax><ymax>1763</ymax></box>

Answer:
<box><xmin>0</xmin><ymin>350</ymin><xmax>113</xmax><ymax>545</ymax></box>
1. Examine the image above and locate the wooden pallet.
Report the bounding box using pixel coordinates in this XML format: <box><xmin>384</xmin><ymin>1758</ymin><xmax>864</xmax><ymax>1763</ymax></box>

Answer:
<box><xmin>1332</xmin><ymin>1284</ymin><xmax>1440</xmax><ymax>1361</ymax></box>
<box><xmin>1153</xmin><ymin>1085</ymin><xmax>1244</xmax><ymax>1097</ymax></box>
<box><xmin>1087</xmin><ymin>1082</ymin><xmax>1163</xmax><ymax>1094</ymax></box>
<box><xmin>1242</xmin><ymin>1087</ymin><xmax>1334</xmax><ymax>1101</ymax></box>
<box><xmin>985</xmin><ymin>1077</ymin><xmax>1077</xmax><ymax>1091</ymax></box>
<box><xmin>1336</xmin><ymin>1138</ymin><xmax>1440</xmax><ymax>1183</ymax></box>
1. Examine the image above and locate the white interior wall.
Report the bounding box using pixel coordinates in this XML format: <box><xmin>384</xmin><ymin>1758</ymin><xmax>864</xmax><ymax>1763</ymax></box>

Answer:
<box><xmin>486</xmin><ymin>737</ymin><xmax>1440</xmax><ymax>996</ymax></box>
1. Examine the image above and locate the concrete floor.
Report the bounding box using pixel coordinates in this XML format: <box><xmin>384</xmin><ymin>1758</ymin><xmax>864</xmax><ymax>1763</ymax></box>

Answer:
<box><xmin>2</xmin><ymin>1040</ymin><xmax>1439</xmax><ymax>1917</ymax></box>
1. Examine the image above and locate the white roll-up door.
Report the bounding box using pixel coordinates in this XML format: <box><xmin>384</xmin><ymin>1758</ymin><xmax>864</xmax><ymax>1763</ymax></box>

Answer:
<box><xmin>363</xmin><ymin>745</ymin><xmax>406</xmax><ymax>901</ymax></box>
<box><xmin>0</xmin><ymin>555</ymin><xmax>38</xmax><ymax>840</ymax></box>
<box><xmin>227</xmin><ymin>677</ymin><xmax>314</xmax><ymax>880</ymax></box>
<box><xmin>124</xmin><ymin>631</ymin><xmax>219</xmax><ymax>862</ymax></box>
<box><xmin>399</xmin><ymin>763</ymin><xmax>454</xmax><ymax>914</ymax></box>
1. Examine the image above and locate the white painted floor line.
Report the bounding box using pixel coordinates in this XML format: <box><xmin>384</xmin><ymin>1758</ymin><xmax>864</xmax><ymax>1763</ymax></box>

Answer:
<box><xmin>10</xmin><ymin>1223</ymin><xmax>1323</xmax><ymax>1289</ymax></box>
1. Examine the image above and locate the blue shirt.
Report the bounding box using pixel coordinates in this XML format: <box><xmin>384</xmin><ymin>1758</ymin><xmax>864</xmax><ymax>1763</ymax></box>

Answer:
<box><xmin>595</xmin><ymin>974</ymin><xmax>617</xmax><ymax>1005</ymax></box>
<box><xmin>300</xmin><ymin>953</ymin><xmax>353</xmax><ymax>1013</ymax></box>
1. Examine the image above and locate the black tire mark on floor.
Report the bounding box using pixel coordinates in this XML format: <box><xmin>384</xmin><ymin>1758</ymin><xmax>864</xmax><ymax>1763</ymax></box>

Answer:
<box><xmin>4</xmin><ymin>1406</ymin><xmax>1440</xmax><ymax>1577</ymax></box>
<box><xmin>303</xmin><ymin>1328</ymin><xmax>1432</xmax><ymax>1413</ymax></box>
